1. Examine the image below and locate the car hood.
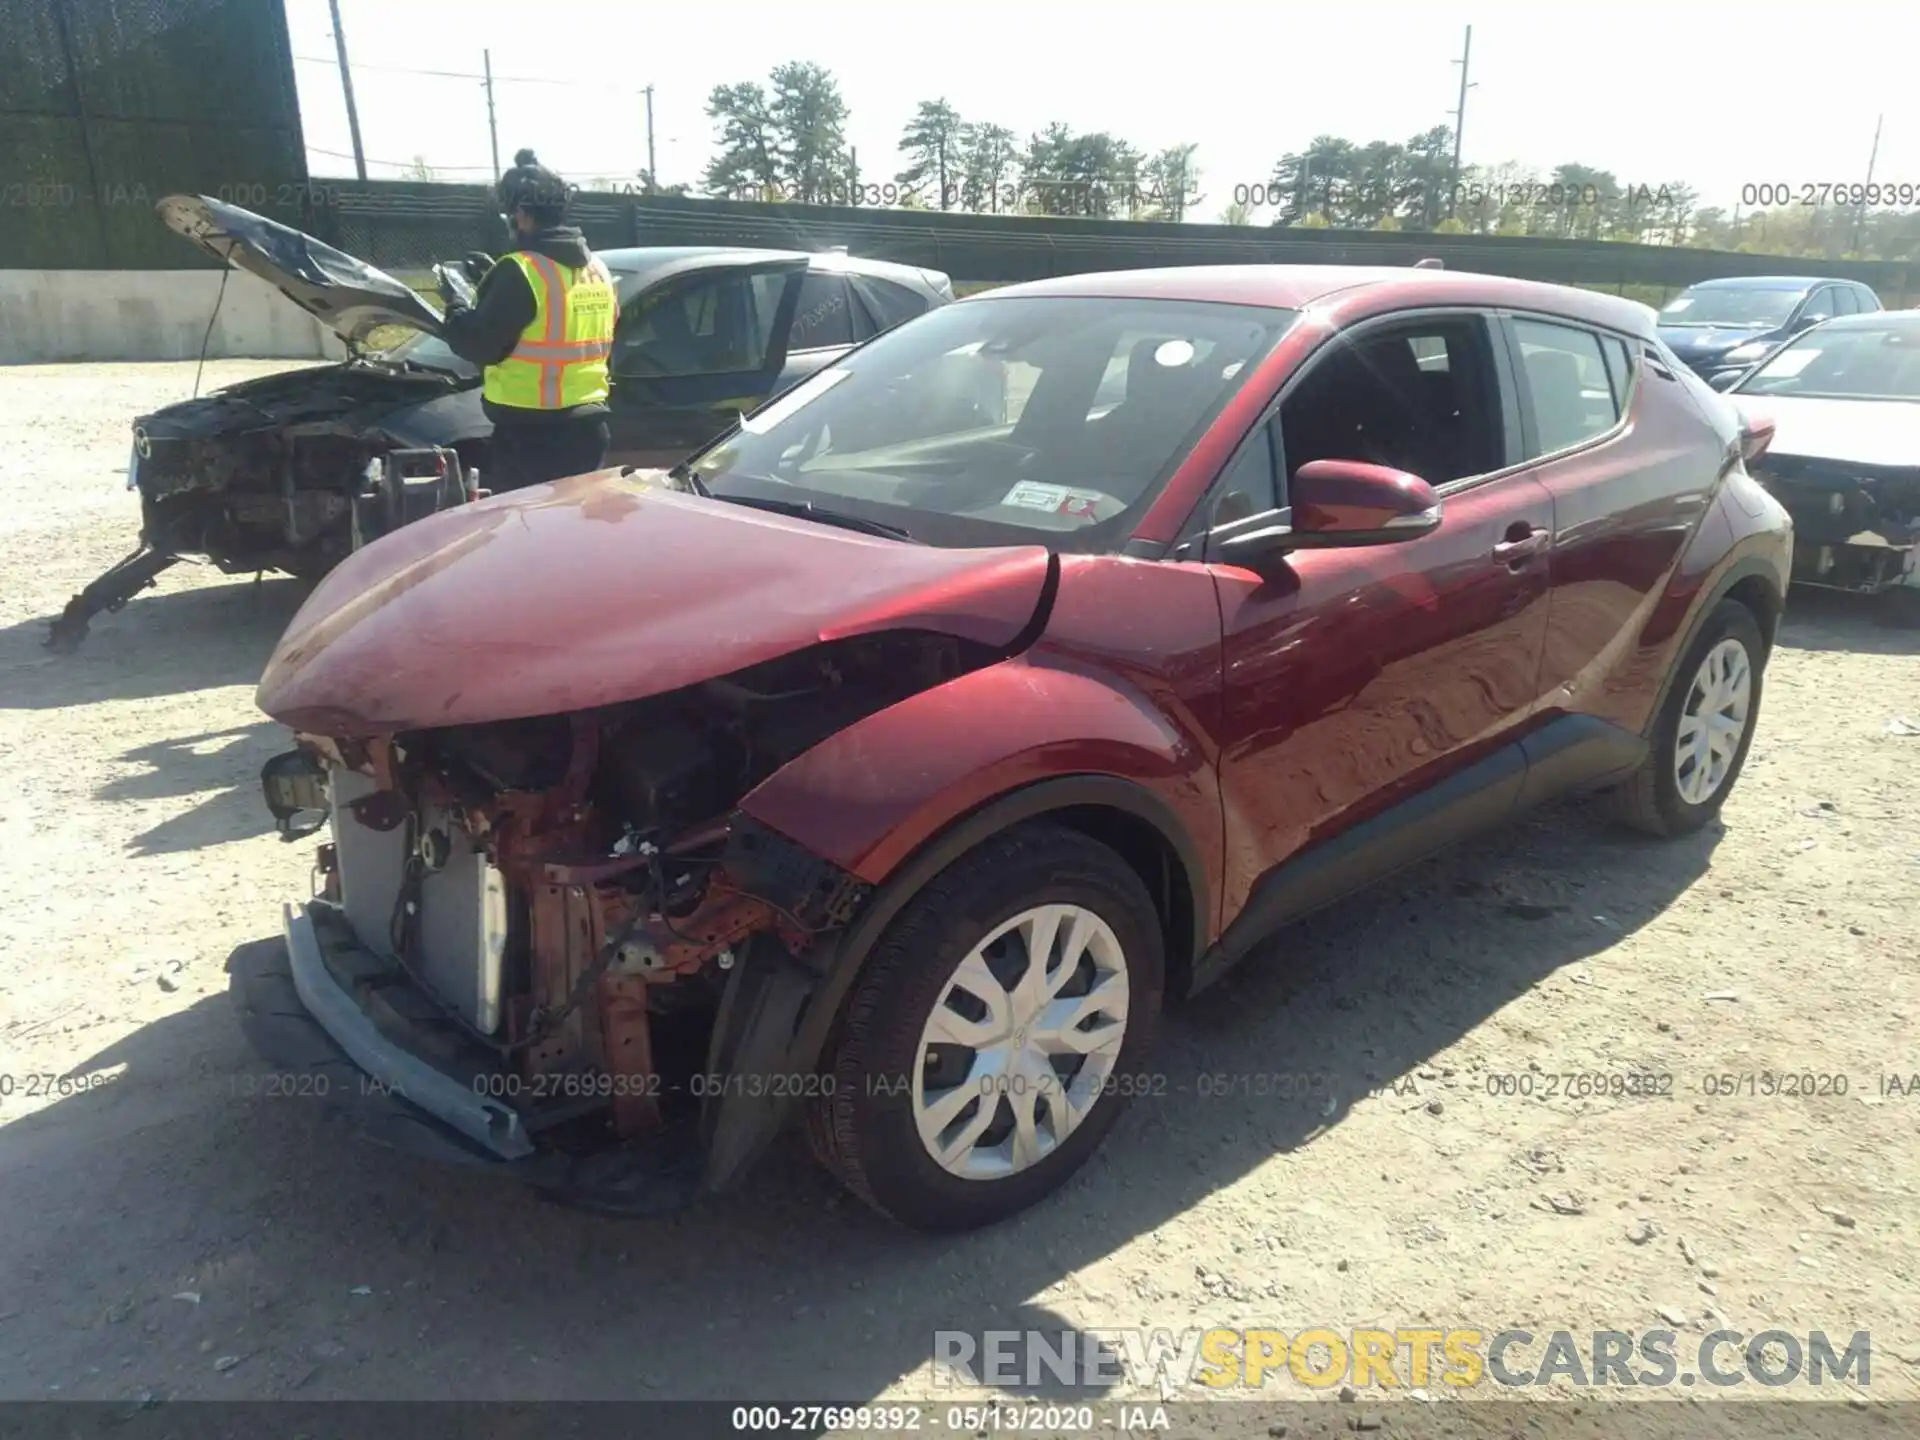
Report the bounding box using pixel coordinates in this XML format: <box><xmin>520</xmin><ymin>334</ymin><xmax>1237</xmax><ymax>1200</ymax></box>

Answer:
<box><xmin>1658</xmin><ymin>325</ymin><xmax>1771</xmax><ymax>357</ymax></box>
<box><xmin>1735</xmin><ymin>394</ymin><xmax>1920</xmax><ymax>469</ymax></box>
<box><xmin>158</xmin><ymin>193</ymin><xmax>445</xmax><ymax>346</ymax></box>
<box><xmin>256</xmin><ymin>470</ymin><xmax>1054</xmax><ymax>736</ymax></box>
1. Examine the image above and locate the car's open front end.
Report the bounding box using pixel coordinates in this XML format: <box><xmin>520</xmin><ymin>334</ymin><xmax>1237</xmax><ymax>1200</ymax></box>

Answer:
<box><xmin>242</xmin><ymin>633</ymin><xmax>980</xmax><ymax>1210</ymax></box>
<box><xmin>1728</xmin><ymin>316</ymin><xmax>1920</xmax><ymax>604</ymax></box>
<box><xmin>229</xmin><ymin>459</ymin><xmax>1058</xmax><ymax>1213</ymax></box>
<box><xmin>1747</xmin><ymin>452</ymin><xmax>1920</xmax><ymax>596</ymax></box>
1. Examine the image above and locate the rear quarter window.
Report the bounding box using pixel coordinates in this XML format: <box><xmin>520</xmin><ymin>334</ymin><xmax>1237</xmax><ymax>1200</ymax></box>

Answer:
<box><xmin>850</xmin><ymin>275</ymin><xmax>934</xmax><ymax>334</ymax></box>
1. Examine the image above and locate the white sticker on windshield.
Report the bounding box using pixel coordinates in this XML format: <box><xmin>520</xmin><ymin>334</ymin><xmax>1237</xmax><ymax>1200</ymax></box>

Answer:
<box><xmin>1003</xmin><ymin>481</ymin><xmax>1071</xmax><ymax>511</ymax></box>
<box><xmin>1761</xmin><ymin>349</ymin><xmax>1821</xmax><ymax>377</ymax></box>
<box><xmin>740</xmin><ymin>368</ymin><xmax>852</xmax><ymax>433</ymax></box>
<box><xmin>1003</xmin><ymin>481</ymin><xmax>1107</xmax><ymax>520</ymax></box>
<box><xmin>1663</xmin><ymin>297</ymin><xmax>1693</xmax><ymax>312</ymax></box>
<box><xmin>1155</xmin><ymin>339</ymin><xmax>1196</xmax><ymax>367</ymax></box>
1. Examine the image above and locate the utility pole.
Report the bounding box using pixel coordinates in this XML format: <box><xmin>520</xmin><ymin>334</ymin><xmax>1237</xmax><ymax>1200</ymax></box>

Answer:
<box><xmin>644</xmin><ymin>85</ymin><xmax>657</xmax><ymax>190</ymax></box>
<box><xmin>327</xmin><ymin>0</ymin><xmax>367</xmax><ymax>181</ymax></box>
<box><xmin>482</xmin><ymin>49</ymin><xmax>501</xmax><ymax>181</ymax></box>
<box><xmin>1853</xmin><ymin>112</ymin><xmax>1883</xmax><ymax>253</ymax></box>
<box><xmin>1446</xmin><ymin>24</ymin><xmax>1474</xmax><ymax>220</ymax></box>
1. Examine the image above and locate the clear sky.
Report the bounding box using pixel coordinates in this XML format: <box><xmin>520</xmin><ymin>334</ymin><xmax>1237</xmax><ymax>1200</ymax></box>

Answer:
<box><xmin>286</xmin><ymin>0</ymin><xmax>1915</xmax><ymax>219</ymax></box>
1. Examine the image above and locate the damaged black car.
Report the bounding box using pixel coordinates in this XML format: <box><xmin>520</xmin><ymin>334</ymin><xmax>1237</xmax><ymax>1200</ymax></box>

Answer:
<box><xmin>48</xmin><ymin>194</ymin><xmax>953</xmax><ymax>649</ymax></box>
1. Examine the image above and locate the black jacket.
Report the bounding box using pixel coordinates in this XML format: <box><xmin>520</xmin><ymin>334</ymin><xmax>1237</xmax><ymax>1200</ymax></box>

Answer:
<box><xmin>441</xmin><ymin>226</ymin><xmax>611</xmax><ymax>425</ymax></box>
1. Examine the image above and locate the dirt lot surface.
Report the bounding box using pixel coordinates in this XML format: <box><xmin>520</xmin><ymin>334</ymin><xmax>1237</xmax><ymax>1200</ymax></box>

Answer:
<box><xmin>2</xmin><ymin>361</ymin><xmax>1917</xmax><ymax>1427</ymax></box>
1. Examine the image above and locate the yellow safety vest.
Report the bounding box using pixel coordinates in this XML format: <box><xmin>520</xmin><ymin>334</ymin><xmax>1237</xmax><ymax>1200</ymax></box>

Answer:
<box><xmin>482</xmin><ymin>250</ymin><xmax>617</xmax><ymax>410</ymax></box>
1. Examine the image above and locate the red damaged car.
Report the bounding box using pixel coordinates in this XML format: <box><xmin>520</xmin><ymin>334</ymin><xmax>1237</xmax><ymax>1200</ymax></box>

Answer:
<box><xmin>235</xmin><ymin>265</ymin><xmax>1791</xmax><ymax>1231</ymax></box>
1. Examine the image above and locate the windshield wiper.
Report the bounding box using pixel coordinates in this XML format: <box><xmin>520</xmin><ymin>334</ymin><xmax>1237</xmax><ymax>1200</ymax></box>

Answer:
<box><xmin>665</xmin><ymin>462</ymin><xmax>712</xmax><ymax>497</ymax></box>
<box><xmin>718</xmin><ymin>493</ymin><xmax>921</xmax><ymax>543</ymax></box>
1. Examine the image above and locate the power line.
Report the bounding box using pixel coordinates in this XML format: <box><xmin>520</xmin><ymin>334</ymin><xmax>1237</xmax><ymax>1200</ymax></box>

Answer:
<box><xmin>306</xmin><ymin>144</ymin><xmax>648</xmax><ymax>177</ymax></box>
<box><xmin>292</xmin><ymin>53</ymin><xmax>647</xmax><ymax>90</ymax></box>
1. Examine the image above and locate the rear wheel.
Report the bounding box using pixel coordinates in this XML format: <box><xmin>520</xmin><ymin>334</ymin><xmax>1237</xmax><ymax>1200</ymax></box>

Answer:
<box><xmin>807</xmin><ymin>823</ymin><xmax>1164</xmax><ymax>1232</ymax></box>
<box><xmin>1601</xmin><ymin>599</ymin><xmax>1766</xmax><ymax>836</ymax></box>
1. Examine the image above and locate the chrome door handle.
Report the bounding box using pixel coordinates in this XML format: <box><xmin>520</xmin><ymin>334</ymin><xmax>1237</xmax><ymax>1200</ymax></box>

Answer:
<box><xmin>1493</xmin><ymin>529</ymin><xmax>1548</xmax><ymax>565</ymax></box>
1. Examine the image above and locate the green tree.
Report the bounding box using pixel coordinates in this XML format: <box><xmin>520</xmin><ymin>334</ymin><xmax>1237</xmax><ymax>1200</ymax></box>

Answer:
<box><xmin>399</xmin><ymin>155</ymin><xmax>436</xmax><ymax>182</ymax></box>
<box><xmin>1020</xmin><ymin>123</ymin><xmax>1074</xmax><ymax>214</ymax></box>
<box><xmin>1547</xmin><ymin>163</ymin><xmax>1619</xmax><ymax>239</ymax></box>
<box><xmin>1346</xmin><ymin>139</ymin><xmax>1407</xmax><ymax>226</ymax></box>
<box><xmin>897</xmin><ymin>99</ymin><xmax>966</xmax><ymax>208</ymax></box>
<box><xmin>956</xmin><ymin>122</ymin><xmax>1018</xmax><ymax>211</ymax></box>
<box><xmin>1019</xmin><ymin>125</ymin><xmax>1147</xmax><ymax>218</ymax></box>
<box><xmin>769</xmin><ymin>62</ymin><xmax>850</xmax><ymax>204</ymax></box>
<box><xmin>1142</xmin><ymin>143</ymin><xmax>1203</xmax><ymax>221</ymax></box>
<box><xmin>1400</xmin><ymin>125</ymin><xmax>1454</xmax><ymax>228</ymax></box>
<box><xmin>631</xmin><ymin>168</ymin><xmax>691</xmax><ymax>197</ymax></box>
<box><xmin>1217</xmin><ymin>198</ymin><xmax>1254</xmax><ymax>225</ymax></box>
<box><xmin>703</xmin><ymin>81</ymin><xmax>780</xmax><ymax>198</ymax></box>
<box><xmin>1270</xmin><ymin>135</ymin><xmax>1356</xmax><ymax>225</ymax></box>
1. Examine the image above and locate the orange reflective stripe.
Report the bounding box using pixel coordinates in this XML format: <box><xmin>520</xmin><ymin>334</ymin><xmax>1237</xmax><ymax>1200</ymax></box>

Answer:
<box><xmin>521</xmin><ymin>252</ymin><xmax>567</xmax><ymax>341</ymax></box>
<box><xmin>514</xmin><ymin>253</ymin><xmax>570</xmax><ymax>405</ymax></box>
<box><xmin>514</xmin><ymin>338</ymin><xmax>611</xmax><ymax>359</ymax></box>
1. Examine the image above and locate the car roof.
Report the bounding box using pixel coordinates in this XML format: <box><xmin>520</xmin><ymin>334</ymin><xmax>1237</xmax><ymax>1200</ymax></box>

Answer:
<box><xmin>973</xmin><ymin>265</ymin><xmax>1659</xmax><ymax>337</ymax></box>
<box><xmin>1811</xmin><ymin>308</ymin><xmax>1920</xmax><ymax>330</ymax></box>
<box><xmin>596</xmin><ymin>244</ymin><xmax>944</xmax><ymax>292</ymax></box>
<box><xmin>1682</xmin><ymin>275</ymin><xmax>1844</xmax><ymax>290</ymax></box>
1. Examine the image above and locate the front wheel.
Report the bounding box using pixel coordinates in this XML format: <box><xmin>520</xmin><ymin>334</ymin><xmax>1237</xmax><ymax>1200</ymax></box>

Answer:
<box><xmin>807</xmin><ymin>823</ymin><xmax>1165</xmax><ymax>1231</ymax></box>
<box><xmin>1600</xmin><ymin>599</ymin><xmax>1766</xmax><ymax>836</ymax></box>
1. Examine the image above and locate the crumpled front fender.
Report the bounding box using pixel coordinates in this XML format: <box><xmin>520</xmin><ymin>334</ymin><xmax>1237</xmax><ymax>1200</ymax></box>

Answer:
<box><xmin>737</xmin><ymin>651</ymin><xmax>1221</xmax><ymax>894</ymax></box>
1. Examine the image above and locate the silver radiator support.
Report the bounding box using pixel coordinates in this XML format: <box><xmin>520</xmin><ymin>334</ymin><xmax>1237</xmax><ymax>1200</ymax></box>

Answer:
<box><xmin>330</xmin><ymin>767</ymin><xmax>510</xmax><ymax>1035</ymax></box>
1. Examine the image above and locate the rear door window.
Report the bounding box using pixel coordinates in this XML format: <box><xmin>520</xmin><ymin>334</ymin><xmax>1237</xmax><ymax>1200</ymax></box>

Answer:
<box><xmin>849</xmin><ymin>274</ymin><xmax>935</xmax><ymax>334</ymax></box>
<box><xmin>615</xmin><ymin>268</ymin><xmax>790</xmax><ymax>379</ymax></box>
<box><xmin>788</xmin><ymin>272</ymin><xmax>854</xmax><ymax>352</ymax></box>
<box><xmin>1510</xmin><ymin>318</ymin><xmax>1620</xmax><ymax>456</ymax></box>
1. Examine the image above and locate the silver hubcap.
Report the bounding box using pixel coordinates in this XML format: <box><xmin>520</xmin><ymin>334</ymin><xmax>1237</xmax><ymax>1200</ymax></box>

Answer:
<box><xmin>912</xmin><ymin>904</ymin><xmax>1130</xmax><ymax>1181</ymax></box>
<box><xmin>1674</xmin><ymin>637</ymin><xmax>1752</xmax><ymax>806</ymax></box>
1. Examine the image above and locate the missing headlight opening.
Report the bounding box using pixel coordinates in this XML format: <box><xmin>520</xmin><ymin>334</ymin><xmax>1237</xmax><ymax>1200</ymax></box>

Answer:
<box><xmin>278</xmin><ymin>629</ymin><xmax>995</xmax><ymax>1153</ymax></box>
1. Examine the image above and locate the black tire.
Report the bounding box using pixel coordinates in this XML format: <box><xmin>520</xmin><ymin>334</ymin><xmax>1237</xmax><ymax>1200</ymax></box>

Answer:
<box><xmin>806</xmin><ymin>823</ymin><xmax>1164</xmax><ymax>1232</ymax></box>
<box><xmin>1600</xmin><ymin>599</ymin><xmax>1767</xmax><ymax>836</ymax></box>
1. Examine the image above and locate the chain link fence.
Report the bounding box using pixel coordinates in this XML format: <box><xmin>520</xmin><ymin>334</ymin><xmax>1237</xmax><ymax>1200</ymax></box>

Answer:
<box><xmin>0</xmin><ymin>0</ymin><xmax>307</xmax><ymax>269</ymax></box>
<box><xmin>296</xmin><ymin>184</ymin><xmax>1916</xmax><ymax>306</ymax></box>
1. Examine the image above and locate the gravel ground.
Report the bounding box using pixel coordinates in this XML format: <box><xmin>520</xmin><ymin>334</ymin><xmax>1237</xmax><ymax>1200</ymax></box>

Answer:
<box><xmin>1</xmin><ymin>361</ymin><xmax>1917</xmax><ymax>1425</ymax></box>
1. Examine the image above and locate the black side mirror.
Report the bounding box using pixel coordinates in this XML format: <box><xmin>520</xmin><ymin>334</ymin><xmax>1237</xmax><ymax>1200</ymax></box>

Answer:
<box><xmin>1707</xmin><ymin>369</ymin><xmax>1743</xmax><ymax>392</ymax></box>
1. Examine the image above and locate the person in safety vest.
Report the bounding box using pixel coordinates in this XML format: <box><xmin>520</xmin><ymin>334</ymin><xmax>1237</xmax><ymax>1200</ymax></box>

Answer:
<box><xmin>439</xmin><ymin>149</ymin><xmax>617</xmax><ymax>492</ymax></box>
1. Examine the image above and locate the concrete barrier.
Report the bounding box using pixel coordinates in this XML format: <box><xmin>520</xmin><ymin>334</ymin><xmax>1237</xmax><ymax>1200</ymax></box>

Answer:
<box><xmin>0</xmin><ymin>268</ymin><xmax>347</xmax><ymax>364</ymax></box>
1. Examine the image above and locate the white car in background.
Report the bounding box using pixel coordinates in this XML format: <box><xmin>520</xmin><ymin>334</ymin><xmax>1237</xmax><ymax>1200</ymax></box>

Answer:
<box><xmin>1721</xmin><ymin>310</ymin><xmax>1920</xmax><ymax>612</ymax></box>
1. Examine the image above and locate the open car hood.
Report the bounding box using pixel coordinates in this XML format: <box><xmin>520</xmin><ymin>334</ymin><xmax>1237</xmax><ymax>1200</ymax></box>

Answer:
<box><xmin>157</xmin><ymin>193</ymin><xmax>445</xmax><ymax>346</ymax></box>
<box><xmin>256</xmin><ymin>470</ymin><xmax>1054</xmax><ymax>736</ymax></box>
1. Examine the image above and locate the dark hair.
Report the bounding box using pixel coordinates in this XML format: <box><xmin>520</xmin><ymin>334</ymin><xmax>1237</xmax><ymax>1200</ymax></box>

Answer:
<box><xmin>498</xmin><ymin>148</ymin><xmax>571</xmax><ymax>221</ymax></box>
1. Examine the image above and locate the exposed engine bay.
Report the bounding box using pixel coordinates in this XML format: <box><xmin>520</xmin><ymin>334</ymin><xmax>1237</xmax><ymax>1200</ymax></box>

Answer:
<box><xmin>1752</xmin><ymin>454</ymin><xmax>1920</xmax><ymax>595</ymax></box>
<box><xmin>258</xmin><ymin>630</ymin><xmax>997</xmax><ymax>1204</ymax></box>
<box><xmin>47</xmin><ymin>358</ymin><xmax>485</xmax><ymax>651</ymax></box>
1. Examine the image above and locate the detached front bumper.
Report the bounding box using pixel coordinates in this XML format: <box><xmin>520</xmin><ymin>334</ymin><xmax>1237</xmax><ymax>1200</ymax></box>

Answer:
<box><xmin>226</xmin><ymin>902</ymin><xmax>705</xmax><ymax>1213</ymax></box>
